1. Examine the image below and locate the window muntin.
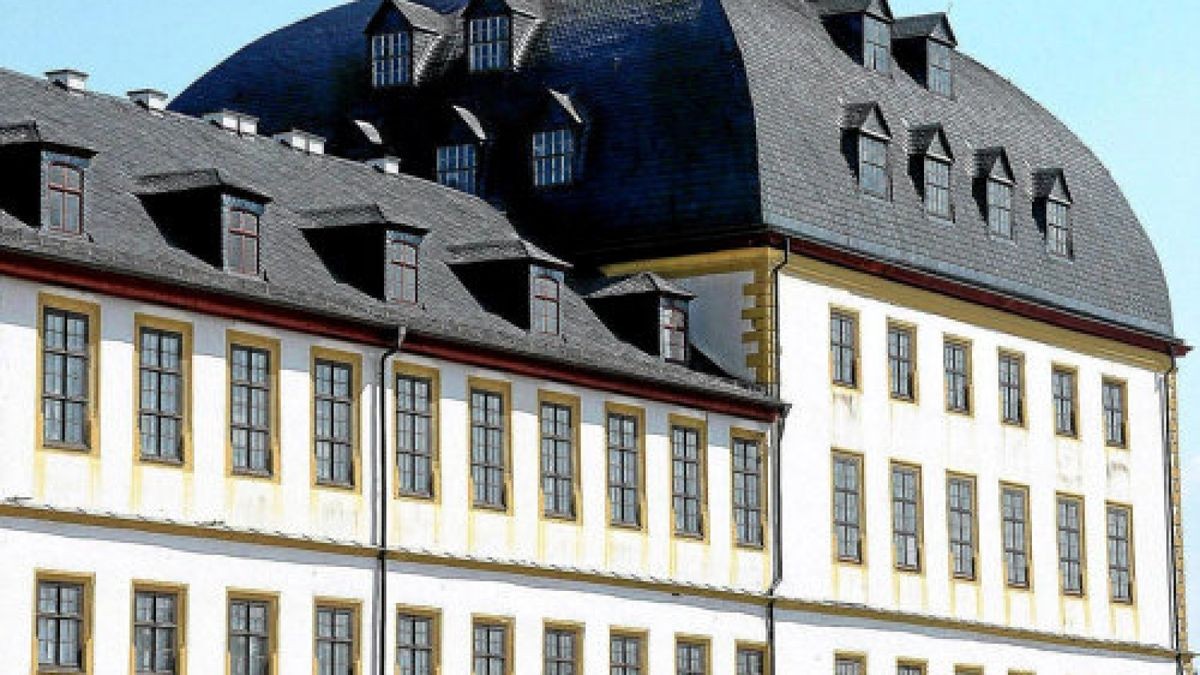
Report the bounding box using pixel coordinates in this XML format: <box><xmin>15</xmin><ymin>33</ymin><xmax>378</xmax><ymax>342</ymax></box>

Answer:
<box><xmin>37</xmin><ymin>581</ymin><xmax>85</xmax><ymax>670</ymax></box>
<box><xmin>42</xmin><ymin>307</ymin><xmax>90</xmax><ymax>448</ymax></box>
<box><xmin>139</xmin><ymin>328</ymin><xmax>184</xmax><ymax>462</ymax></box>
<box><xmin>1057</xmin><ymin>496</ymin><xmax>1085</xmax><ymax>595</ymax></box>
<box><xmin>898</xmin><ymin>665</ymin><xmax>925</xmax><ymax>675</ymax></box>
<box><xmin>1002</xmin><ymin>486</ymin><xmax>1031</xmax><ymax>588</ymax></box>
<box><xmin>1103</xmin><ymin>380</ymin><xmax>1128</xmax><ymax>447</ymax></box>
<box><xmin>947</xmin><ymin>476</ymin><xmax>977</xmax><ymax>580</ymax></box>
<box><xmin>397</xmin><ymin>374</ymin><xmax>434</xmax><ymax>498</ymax></box>
<box><xmin>892</xmin><ymin>464</ymin><xmax>921</xmax><ymax>571</ymax></box>
<box><xmin>928</xmin><ymin>41</ymin><xmax>953</xmax><ymax>95</ymax></box>
<box><xmin>943</xmin><ymin>340</ymin><xmax>970</xmax><ymax>413</ymax></box>
<box><xmin>863</xmin><ymin>15</ymin><xmax>891</xmax><ymax>73</ymax></box>
<box><xmin>471</xmin><ymin>388</ymin><xmax>507</xmax><ymax>509</ymax></box>
<box><xmin>225</xmin><ymin>207</ymin><xmax>261</xmax><ymax>276</ymax></box>
<box><xmin>833</xmin><ymin>453</ymin><xmax>863</xmax><ymax>563</ymax></box>
<box><xmin>830</xmin><ymin>311</ymin><xmax>858</xmax><ymax>387</ymax></box>
<box><xmin>47</xmin><ymin>162</ymin><xmax>84</xmax><ymax>235</ymax></box>
<box><xmin>661</xmin><ymin>298</ymin><xmax>689</xmax><ymax>362</ymax></box>
<box><xmin>532</xmin><ymin>128</ymin><xmax>575</xmax><ymax>187</ymax></box>
<box><xmin>676</xmin><ymin>641</ymin><xmax>707</xmax><ymax>675</ymax></box>
<box><xmin>231</xmin><ymin>344</ymin><xmax>272</xmax><ymax>476</ymax></box>
<box><xmin>228</xmin><ymin>599</ymin><xmax>271</xmax><ymax>675</ymax></box>
<box><xmin>835</xmin><ymin>656</ymin><xmax>865</xmax><ymax>675</ymax></box>
<box><xmin>386</xmin><ymin>231</ymin><xmax>420</xmax><ymax>305</ymax></box>
<box><xmin>468</xmin><ymin>15</ymin><xmax>511</xmax><ymax>72</ymax></box>
<box><xmin>397</xmin><ymin>613</ymin><xmax>435</xmax><ymax>675</ymax></box>
<box><xmin>1046</xmin><ymin>199</ymin><xmax>1071</xmax><ymax>257</ymax></box>
<box><xmin>608</xmin><ymin>412</ymin><xmax>641</xmax><ymax>527</ymax></box>
<box><xmin>1052</xmin><ymin>368</ymin><xmax>1078</xmax><ymax>437</ymax></box>
<box><xmin>858</xmin><ymin>135</ymin><xmax>889</xmax><ymax>197</ymax></box>
<box><xmin>436</xmin><ymin>144</ymin><xmax>478</xmax><ymax>195</ymax></box>
<box><xmin>134</xmin><ymin>590</ymin><xmax>178</xmax><ymax>675</ymax></box>
<box><xmin>733</xmin><ymin>436</ymin><xmax>764</xmax><ymax>547</ymax></box>
<box><xmin>541</xmin><ymin>401</ymin><xmax>575</xmax><ymax>519</ymax></box>
<box><xmin>315</xmin><ymin>606</ymin><xmax>354</xmax><ymax>675</ymax></box>
<box><xmin>671</xmin><ymin>425</ymin><xmax>704</xmax><ymax>538</ymax></box>
<box><xmin>924</xmin><ymin>157</ymin><xmax>951</xmax><ymax>218</ymax></box>
<box><xmin>1107</xmin><ymin>505</ymin><xmax>1134</xmax><ymax>603</ymax></box>
<box><xmin>472</xmin><ymin>622</ymin><xmax>508</xmax><ymax>675</ymax></box>
<box><xmin>315</xmin><ymin>359</ymin><xmax>355</xmax><ymax>487</ymax></box>
<box><xmin>543</xmin><ymin>628</ymin><xmax>578</xmax><ymax>675</ymax></box>
<box><xmin>736</xmin><ymin>648</ymin><xmax>764</xmax><ymax>675</ymax></box>
<box><xmin>998</xmin><ymin>352</ymin><xmax>1024</xmax><ymax>425</ymax></box>
<box><xmin>987</xmin><ymin>179</ymin><xmax>1013</xmax><ymax>238</ymax></box>
<box><xmin>531</xmin><ymin>267</ymin><xmax>563</xmax><ymax>335</ymax></box>
<box><xmin>610</xmin><ymin>634</ymin><xmax>643</xmax><ymax>675</ymax></box>
<box><xmin>372</xmin><ymin>31</ymin><xmax>412</xmax><ymax>87</ymax></box>
<box><xmin>887</xmin><ymin>324</ymin><xmax>916</xmax><ymax>401</ymax></box>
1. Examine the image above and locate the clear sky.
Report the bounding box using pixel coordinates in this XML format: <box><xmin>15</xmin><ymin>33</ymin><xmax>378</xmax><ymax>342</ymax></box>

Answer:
<box><xmin>2</xmin><ymin>0</ymin><xmax>1199</xmax><ymax>621</ymax></box>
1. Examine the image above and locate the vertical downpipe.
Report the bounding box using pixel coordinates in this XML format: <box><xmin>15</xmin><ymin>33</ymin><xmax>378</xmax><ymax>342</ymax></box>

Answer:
<box><xmin>767</xmin><ymin>241</ymin><xmax>790</xmax><ymax>675</ymax></box>
<box><xmin>377</xmin><ymin>328</ymin><xmax>406</xmax><ymax>675</ymax></box>
<box><xmin>1162</xmin><ymin>356</ymin><xmax>1184</xmax><ymax>675</ymax></box>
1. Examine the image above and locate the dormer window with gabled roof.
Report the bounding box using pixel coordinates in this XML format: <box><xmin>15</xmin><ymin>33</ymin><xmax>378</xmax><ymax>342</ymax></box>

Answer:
<box><xmin>468</xmin><ymin>15</ymin><xmax>511</xmax><ymax>72</ymax></box>
<box><xmin>299</xmin><ymin>203</ymin><xmax>428</xmax><ymax>303</ymax></box>
<box><xmin>530</xmin><ymin>265</ymin><xmax>564</xmax><ymax>334</ymax></box>
<box><xmin>909</xmin><ymin>124</ymin><xmax>954</xmax><ymax>219</ymax></box>
<box><xmin>447</xmin><ymin>239</ymin><xmax>573</xmax><ymax>333</ymax></box>
<box><xmin>863</xmin><ymin>15</ymin><xmax>891</xmax><ymax>73</ymax></box>
<box><xmin>842</xmin><ymin>103</ymin><xmax>892</xmax><ymax>199</ymax></box>
<box><xmin>1033</xmin><ymin>168</ymin><xmax>1074</xmax><ymax>258</ymax></box>
<box><xmin>928</xmin><ymin>41</ymin><xmax>952</xmax><ymax>96</ymax></box>
<box><xmin>586</xmin><ymin>272</ymin><xmax>695</xmax><ymax>363</ymax></box>
<box><xmin>0</xmin><ymin>121</ymin><xmax>96</xmax><ymax>237</ymax></box>
<box><xmin>531</xmin><ymin>89</ymin><xmax>585</xmax><ymax>188</ymax></box>
<box><xmin>223</xmin><ymin>196</ymin><xmax>264</xmax><ymax>276</ymax></box>
<box><xmin>437</xmin><ymin>105</ymin><xmax>487</xmax><ymax>195</ymax></box>
<box><xmin>815</xmin><ymin>1</ymin><xmax>895</xmax><ymax>73</ymax></box>
<box><xmin>975</xmin><ymin>148</ymin><xmax>1016</xmax><ymax>239</ymax></box>
<box><xmin>894</xmin><ymin>13</ymin><xmax>958</xmax><ymax>96</ymax></box>
<box><xmin>386</xmin><ymin>230</ymin><xmax>421</xmax><ymax>304</ymax></box>
<box><xmin>372</xmin><ymin>31</ymin><xmax>412</xmax><ymax>87</ymax></box>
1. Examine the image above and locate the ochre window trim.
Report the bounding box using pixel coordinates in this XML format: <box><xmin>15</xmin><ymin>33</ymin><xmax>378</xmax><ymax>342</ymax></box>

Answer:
<box><xmin>33</xmin><ymin>570</ymin><xmax>94</xmax><ymax>675</ymax></box>
<box><xmin>37</xmin><ymin>293</ymin><xmax>101</xmax><ymax>454</ymax></box>
<box><xmin>131</xmin><ymin>580</ymin><xmax>189</xmax><ymax>675</ymax></box>
<box><xmin>669</xmin><ymin>413</ymin><xmax>709</xmax><ymax>542</ymax></box>
<box><xmin>225</xmin><ymin>589</ymin><xmax>279</xmax><ymax>675</ymax></box>
<box><xmin>538</xmin><ymin>390</ymin><xmax>582</xmax><ymax>523</ymax></box>
<box><xmin>467</xmin><ymin>377</ymin><xmax>513</xmax><ymax>514</ymax></box>
<box><xmin>313</xmin><ymin>597</ymin><xmax>362</xmax><ymax>675</ymax></box>
<box><xmin>133</xmin><ymin>314</ymin><xmax>194</xmax><ymax>470</ymax></box>
<box><xmin>605</xmin><ymin>402</ymin><xmax>647</xmax><ymax>531</ymax></box>
<box><xmin>395</xmin><ymin>361</ymin><xmax>441</xmax><ymax>502</ymax></box>
<box><xmin>225</xmin><ymin>330</ymin><xmax>282</xmax><ymax>483</ymax></box>
<box><xmin>310</xmin><ymin>346</ymin><xmax>364</xmax><ymax>493</ymax></box>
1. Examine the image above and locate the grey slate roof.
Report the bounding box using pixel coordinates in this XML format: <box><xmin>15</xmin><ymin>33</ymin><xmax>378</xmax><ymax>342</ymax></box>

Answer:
<box><xmin>299</xmin><ymin>203</ymin><xmax>428</xmax><ymax>231</ymax></box>
<box><xmin>893</xmin><ymin>13</ymin><xmax>957</xmax><ymax>46</ymax></box>
<box><xmin>0</xmin><ymin>67</ymin><xmax>773</xmax><ymax>409</ymax></box>
<box><xmin>134</xmin><ymin>168</ymin><xmax>270</xmax><ymax>200</ymax></box>
<box><xmin>171</xmin><ymin>0</ymin><xmax>1176</xmax><ymax>338</ymax></box>
<box><xmin>587</xmin><ymin>272</ymin><xmax>696</xmax><ymax>300</ymax></box>
<box><xmin>445</xmin><ymin>238</ymin><xmax>571</xmax><ymax>267</ymax></box>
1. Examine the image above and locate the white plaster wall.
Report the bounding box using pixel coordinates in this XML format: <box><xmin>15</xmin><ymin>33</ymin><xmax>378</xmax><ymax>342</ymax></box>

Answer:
<box><xmin>670</xmin><ymin>271</ymin><xmax>756</xmax><ymax>381</ymax></box>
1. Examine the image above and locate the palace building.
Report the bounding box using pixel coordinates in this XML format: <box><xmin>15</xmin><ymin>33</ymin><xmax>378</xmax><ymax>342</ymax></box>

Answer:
<box><xmin>0</xmin><ymin>0</ymin><xmax>1190</xmax><ymax>674</ymax></box>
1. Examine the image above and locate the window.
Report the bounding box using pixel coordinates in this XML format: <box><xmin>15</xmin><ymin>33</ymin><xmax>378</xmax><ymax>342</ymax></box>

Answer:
<box><xmin>736</xmin><ymin>647</ymin><xmax>765</xmax><ymax>675</ymax></box>
<box><xmin>386</xmin><ymin>231</ymin><xmax>420</xmax><ymax>304</ymax></box>
<box><xmin>531</xmin><ymin>267</ymin><xmax>563</xmax><ymax>335</ymax></box>
<box><xmin>471</xmin><ymin>388</ymin><xmax>507</xmax><ymax>509</ymax></box>
<box><xmin>315</xmin><ymin>606</ymin><xmax>355</xmax><ymax>675</ymax></box>
<box><xmin>134</xmin><ymin>590</ymin><xmax>179</xmax><ymax>675</ymax></box>
<box><xmin>372</xmin><ymin>31</ymin><xmax>412</xmax><ymax>87</ymax></box>
<box><xmin>888</xmin><ymin>324</ymin><xmax>916</xmax><ymax>401</ymax></box>
<box><xmin>42</xmin><ymin>306</ymin><xmax>91</xmax><ymax>448</ymax></box>
<box><xmin>544</xmin><ymin>627</ymin><xmax>579</xmax><ymax>675</ymax></box>
<box><xmin>733</xmin><ymin>435</ymin><xmax>764</xmax><ymax>547</ymax></box>
<box><xmin>1103</xmin><ymin>379</ymin><xmax>1128</xmax><ymax>447</ymax></box>
<box><xmin>1057</xmin><ymin>495</ymin><xmax>1085</xmax><ymax>595</ymax></box>
<box><xmin>231</xmin><ymin>344</ymin><xmax>273</xmax><ymax>476</ymax></box>
<box><xmin>46</xmin><ymin>162</ymin><xmax>84</xmax><ymax>234</ymax></box>
<box><xmin>676</xmin><ymin>641</ymin><xmax>707</xmax><ymax>675</ymax></box>
<box><xmin>898</xmin><ymin>665</ymin><xmax>925</xmax><ymax>675</ymax></box>
<box><xmin>228</xmin><ymin>599</ymin><xmax>272</xmax><ymax>675</ymax></box>
<box><xmin>610</xmin><ymin>634</ymin><xmax>643</xmax><ymax>675</ymax></box>
<box><xmin>928</xmin><ymin>41</ymin><xmax>953</xmax><ymax>95</ymax></box>
<box><xmin>858</xmin><ymin>135</ymin><xmax>889</xmax><ymax>197</ymax></box>
<box><xmin>533</xmin><ymin>129</ymin><xmax>575</xmax><ymax>187</ymax></box>
<box><xmin>987</xmin><ymin>179</ymin><xmax>1013</xmax><ymax>238</ymax></box>
<box><xmin>397</xmin><ymin>613</ymin><xmax>435</xmax><ymax>675</ymax></box>
<box><xmin>924</xmin><ymin>157</ymin><xmax>951</xmax><ymax>218</ymax></box>
<box><xmin>468</xmin><ymin>15</ymin><xmax>511</xmax><ymax>72</ymax></box>
<box><xmin>225</xmin><ymin>206</ymin><xmax>261</xmax><ymax>276</ymax></box>
<box><xmin>314</xmin><ymin>359</ymin><xmax>355</xmax><ymax>487</ymax></box>
<box><xmin>1002</xmin><ymin>485</ymin><xmax>1031</xmax><ymax>588</ymax></box>
<box><xmin>835</xmin><ymin>656</ymin><xmax>864</xmax><ymax>675</ymax></box>
<box><xmin>661</xmin><ymin>298</ymin><xmax>689</xmax><ymax>362</ymax></box>
<box><xmin>436</xmin><ymin>144</ymin><xmax>478</xmax><ymax>195</ymax></box>
<box><xmin>472</xmin><ymin>621</ymin><xmax>509</xmax><ymax>675</ymax></box>
<box><xmin>608</xmin><ymin>412</ymin><xmax>641</xmax><ymax>527</ymax></box>
<box><xmin>37</xmin><ymin>580</ymin><xmax>85</xmax><ymax>671</ymax></box>
<box><xmin>671</xmin><ymin>424</ymin><xmax>704</xmax><ymax>538</ymax></box>
<box><xmin>1052</xmin><ymin>367</ymin><xmax>1077</xmax><ymax>437</ymax></box>
<box><xmin>943</xmin><ymin>340</ymin><xmax>970</xmax><ymax>413</ymax></box>
<box><xmin>1108</xmin><ymin>505</ymin><xmax>1134</xmax><ymax>603</ymax></box>
<box><xmin>863</xmin><ymin>15</ymin><xmax>891</xmax><ymax>73</ymax></box>
<box><xmin>947</xmin><ymin>476</ymin><xmax>977</xmax><ymax>580</ymax></box>
<box><xmin>833</xmin><ymin>452</ymin><xmax>864</xmax><ymax>563</ymax></box>
<box><xmin>998</xmin><ymin>352</ymin><xmax>1024</xmax><ymax>425</ymax></box>
<box><xmin>139</xmin><ymin>327</ymin><xmax>184</xmax><ymax>462</ymax></box>
<box><xmin>1046</xmin><ymin>200</ymin><xmax>1071</xmax><ymax>257</ymax></box>
<box><xmin>541</xmin><ymin>400</ymin><xmax>575</xmax><ymax>519</ymax></box>
<box><xmin>892</xmin><ymin>464</ymin><xmax>921</xmax><ymax>571</ymax></box>
<box><xmin>830</xmin><ymin>311</ymin><xmax>858</xmax><ymax>387</ymax></box>
<box><xmin>397</xmin><ymin>373</ymin><xmax>435</xmax><ymax>498</ymax></box>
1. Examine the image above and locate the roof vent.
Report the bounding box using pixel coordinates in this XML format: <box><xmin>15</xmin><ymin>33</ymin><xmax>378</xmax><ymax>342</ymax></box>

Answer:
<box><xmin>46</xmin><ymin>69</ymin><xmax>88</xmax><ymax>92</ymax></box>
<box><xmin>128</xmin><ymin>89</ymin><xmax>169</xmax><ymax>112</ymax></box>
<box><xmin>273</xmin><ymin>130</ymin><xmax>326</xmax><ymax>155</ymax></box>
<box><xmin>203</xmin><ymin>110</ymin><xmax>258</xmax><ymax>136</ymax></box>
<box><xmin>367</xmin><ymin>156</ymin><xmax>401</xmax><ymax>176</ymax></box>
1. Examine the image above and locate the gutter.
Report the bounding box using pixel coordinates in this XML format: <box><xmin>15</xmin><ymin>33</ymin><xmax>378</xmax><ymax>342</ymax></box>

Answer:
<box><xmin>377</xmin><ymin>327</ymin><xmax>406</xmax><ymax>675</ymax></box>
<box><xmin>766</xmin><ymin>241</ymin><xmax>789</xmax><ymax>675</ymax></box>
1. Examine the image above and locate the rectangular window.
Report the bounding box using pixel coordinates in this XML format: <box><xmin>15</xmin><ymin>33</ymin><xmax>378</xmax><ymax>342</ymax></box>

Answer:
<box><xmin>386</xmin><ymin>231</ymin><xmax>420</xmax><ymax>304</ymax></box>
<box><xmin>672</xmin><ymin>424</ymin><xmax>704</xmax><ymax>537</ymax></box>
<box><xmin>471</xmin><ymin>388</ymin><xmax>507</xmax><ymax>509</ymax></box>
<box><xmin>532</xmin><ymin>129</ymin><xmax>575</xmax><ymax>187</ymax></box>
<box><xmin>397</xmin><ymin>613</ymin><xmax>435</xmax><ymax>675</ymax></box>
<box><xmin>544</xmin><ymin>627</ymin><xmax>579</xmax><ymax>675</ymax></box>
<box><xmin>947</xmin><ymin>476</ymin><xmax>977</xmax><ymax>580</ymax></box>
<box><xmin>37</xmin><ymin>580</ymin><xmax>85</xmax><ymax>671</ymax></box>
<box><xmin>1052</xmin><ymin>367</ymin><xmax>1077</xmax><ymax>437</ymax></box>
<box><xmin>468</xmin><ymin>15</ymin><xmax>511</xmax><ymax>72</ymax></box>
<box><xmin>1002</xmin><ymin>485</ymin><xmax>1031</xmax><ymax>588</ymax></box>
<box><xmin>1057</xmin><ymin>495</ymin><xmax>1085</xmax><ymax>595</ymax></box>
<box><xmin>315</xmin><ymin>606</ymin><xmax>355</xmax><ymax>675</ymax></box>
<box><xmin>541</xmin><ymin>401</ymin><xmax>576</xmax><ymax>519</ymax></box>
<box><xmin>999</xmin><ymin>352</ymin><xmax>1024</xmax><ymax>425</ymax></box>
<box><xmin>134</xmin><ymin>590</ymin><xmax>179</xmax><ymax>675</ymax></box>
<box><xmin>928</xmin><ymin>41</ymin><xmax>953</xmax><ymax>95</ymax></box>
<box><xmin>863</xmin><ymin>15</ymin><xmax>891</xmax><ymax>73</ymax></box>
<box><xmin>608</xmin><ymin>412</ymin><xmax>642</xmax><ymax>527</ymax></box>
<box><xmin>736</xmin><ymin>647</ymin><xmax>765</xmax><ymax>675</ymax></box>
<box><xmin>924</xmin><ymin>158</ymin><xmax>951</xmax><ymax>218</ymax></box>
<box><xmin>1046</xmin><ymin>200</ymin><xmax>1071</xmax><ymax>257</ymax></box>
<box><xmin>987</xmin><ymin>179</ymin><xmax>1013</xmax><ymax>238</ymax></box>
<box><xmin>733</xmin><ymin>435</ymin><xmax>765</xmax><ymax>547</ymax></box>
<box><xmin>833</xmin><ymin>452</ymin><xmax>864</xmax><ymax>563</ymax></box>
<box><xmin>835</xmin><ymin>656</ymin><xmax>864</xmax><ymax>675</ymax></box>
<box><xmin>676</xmin><ymin>641</ymin><xmax>707</xmax><ymax>675</ymax></box>
<box><xmin>42</xmin><ymin>306</ymin><xmax>91</xmax><ymax>448</ymax></box>
<box><xmin>231</xmin><ymin>344</ymin><xmax>273</xmax><ymax>476</ymax></box>
<box><xmin>661</xmin><ymin>298</ymin><xmax>689</xmax><ymax>362</ymax></box>
<box><xmin>472</xmin><ymin>621</ymin><xmax>509</xmax><ymax>675</ymax></box>
<box><xmin>1103</xmin><ymin>379</ymin><xmax>1128</xmax><ymax>447</ymax></box>
<box><xmin>225</xmin><ymin>207</ymin><xmax>261</xmax><ymax>276</ymax></box>
<box><xmin>436</xmin><ymin>144</ymin><xmax>478</xmax><ymax>195</ymax></box>
<box><xmin>892</xmin><ymin>464</ymin><xmax>921</xmax><ymax>571</ymax></box>
<box><xmin>610</xmin><ymin>634</ymin><xmax>643</xmax><ymax>675</ymax></box>
<box><xmin>1108</xmin><ymin>505</ymin><xmax>1134</xmax><ymax>603</ymax></box>
<box><xmin>397</xmin><ymin>374</ymin><xmax>435</xmax><ymax>498</ymax></box>
<box><xmin>139</xmin><ymin>327</ymin><xmax>184</xmax><ymax>462</ymax></box>
<box><xmin>888</xmin><ymin>323</ymin><xmax>916</xmax><ymax>401</ymax></box>
<box><xmin>858</xmin><ymin>135</ymin><xmax>889</xmax><ymax>197</ymax></box>
<box><xmin>228</xmin><ymin>598</ymin><xmax>272</xmax><ymax>675</ymax></box>
<box><xmin>830</xmin><ymin>311</ymin><xmax>858</xmax><ymax>387</ymax></box>
<box><xmin>314</xmin><ymin>359</ymin><xmax>355</xmax><ymax>487</ymax></box>
<box><xmin>531</xmin><ymin>267</ymin><xmax>563</xmax><ymax>335</ymax></box>
<box><xmin>47</xmin><ymin>162</ymin><xmax>84</xmax><ymax>235</ymax></box>
<box><xmin>898</xmin><ymin>665</ymin><xmax>925</xmax><ymax>675</ymax></box>
<box><xmin>371</xmin><ymin>31</ymin><xmax>412</xmax><ymax>87</ymax></box>
<box><xmin>943</xmin><ymin>340</ymin><xmax>970</xmax><ymax>413</ymax></box>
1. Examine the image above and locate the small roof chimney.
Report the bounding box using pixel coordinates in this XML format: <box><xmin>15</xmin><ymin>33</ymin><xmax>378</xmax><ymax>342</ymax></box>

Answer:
<box><xmin>128</xmin><ymin>89</ymin><xmax>169</xmax><ymax>112</ymax></box>
<box><xmin>368</xmin><ymin>156</ymin><xmax>401</xmax><ymax>176</ymax></box>
<box><xmin>203</xmin><ymin>110</ymin><xmax>258</xmax><ymax>136</ymax></box>
<box><xmin>273</xmin><ymin>130</ymin><xmax>326</xmax><ymax>156</ymax></box>
<box><xmin>46</xmin><ymin>69</ymin><xmax>88</xmax><ymax>92</ymax></box>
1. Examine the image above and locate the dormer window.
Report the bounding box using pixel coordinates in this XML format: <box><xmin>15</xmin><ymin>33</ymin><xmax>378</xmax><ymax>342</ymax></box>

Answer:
<box><xmin>386</xmin><ymin>231</ymin><xmax>420</xmax><ymax>304</ymax></box>
<box><xmin>910</xmin><ymin>124</ymin><xmax>954</xmax><ymax>219</ymax></box>
<box><xmin>1033</xmin><ymin>168</ymin><xmax>1074</xmax><ymax>258</ymax></box>
<box><xmin>1046</xmin><ymin>200</ymin><xmax>1071</xmax><ymax>257</ymax></box>
<box><xmin>660</xmin><ymin>298</ymin><xmax>688</xmax><ymax>363</ymax></box>
<box><xmin>987</xmin><ymin>178</ymin><xmax>1013</xmax><ymax>238</ymax></box>
<box><xmin>436</xmin><ymin>144</ymin><xmax>479</xmax><ymax>194</ymax></box>
<box><xmin>530</xmin><ymin>266</ymin><xmax>564</xmax><ymax>335</ymax></box>
<box><xmin>468</xmin><ymin>16</ymin><xmax>511</xmax><ymax>72</ymax></box>
<box><xmin>928</xmin><ymin>41</ymin><xmax>953</xmax><ymax>96</ymax></box>
<box><xmin>532</xmin><ymin>129</ymin><xmax>574</xmax><ymax>187</ymax></box>
<box><xmin>46</xmin><ymin>161</ymin><xmax>84</xmax><ymax>235</ymax></box>
<box><xmin>371</xmin><ymin>31</ymin><xmax>412</xmax><ymax>87</ymax></box>
<box><xmin>223</xmin><ymin>198</ymin><xmax>262</xmax><ymax>276</ymax></box>
<box><xmin>864</xmin><ymin>15</ymin><xmax>891</xmax><ymax>73</ymax></box>
<box><xmin>894</xmin><ymin>13</ymin><xmax>958</xmax><ymax>95</ymax></box>
<box><xmin>859</xmin><ymin>135</ymin><xmax>889</xmax><ymax>197</ymax></box>
<box><xmin>923</xmin><ymin>157</ymin><xmax>951</xmax><ymax>218</ymax></box>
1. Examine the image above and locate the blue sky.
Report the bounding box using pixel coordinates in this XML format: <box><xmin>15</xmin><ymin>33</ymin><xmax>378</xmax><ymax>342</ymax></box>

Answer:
<box><xmin>2</xmin><ymin>0</ymin><xmax>1199</xmax><ymax>619</ymax></box>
